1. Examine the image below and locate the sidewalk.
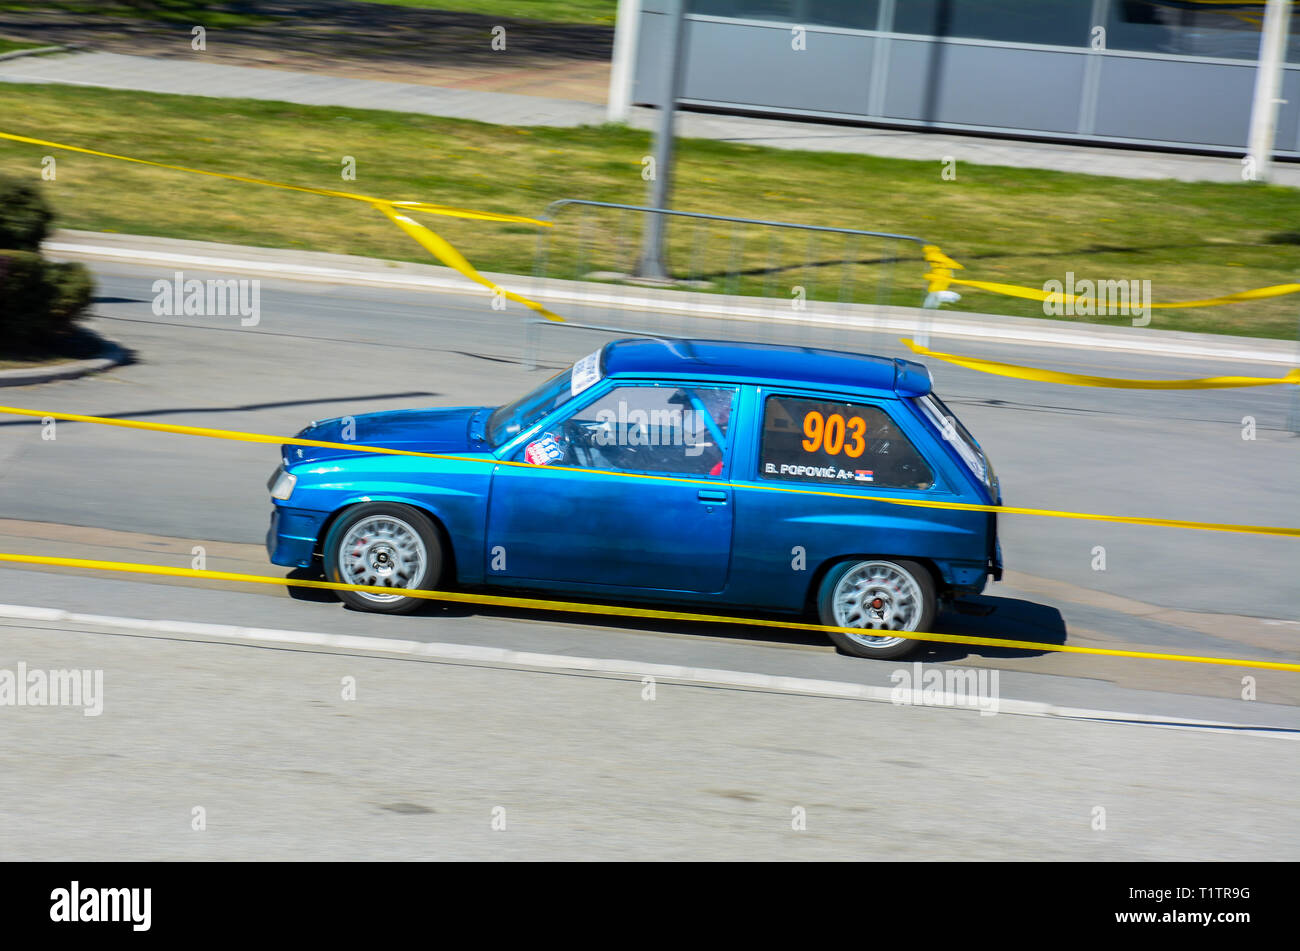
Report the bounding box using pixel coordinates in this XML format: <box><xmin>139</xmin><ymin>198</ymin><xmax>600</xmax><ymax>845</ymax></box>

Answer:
<box><xmin>4</xmin><ymin>49</ymin><xmax>1296</xmax><ymax>186</ymax></box>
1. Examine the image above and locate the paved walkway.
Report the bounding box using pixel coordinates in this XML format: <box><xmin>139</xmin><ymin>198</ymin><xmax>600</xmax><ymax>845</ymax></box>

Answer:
<box><xmin>3</xmin><ymin>49</ymin><xmax>1298</xmax><ymax>186</ymax></box>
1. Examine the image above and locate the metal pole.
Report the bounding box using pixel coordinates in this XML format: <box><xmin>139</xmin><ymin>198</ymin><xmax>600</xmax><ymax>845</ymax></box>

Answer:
<box><xmin>1246</xmin><ymin>0</ymin><xmax>1293</xmax><ymax>182</ymax></box>
<box><xmin>528</xmin><ymin>215</ymin><xmax>554</xmax><ymax>369</ymax></box>
<box><xmin>635</xmin><ymin>0</ymin><xmax>688</xmax><ymax>280</ymax></box>
<box><xmin>1289</xmin><ymin>307</ymin><xmax>1300</xmax><ymax>435</ymax></box>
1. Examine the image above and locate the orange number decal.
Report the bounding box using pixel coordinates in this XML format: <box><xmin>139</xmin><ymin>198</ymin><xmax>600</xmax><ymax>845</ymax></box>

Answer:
<box><xmin>823</xmin><ymin>414</ymin><xmax>845</xmax><ymax>455</ymax></box>
<box><xmin>802</xmin><ymin>411</ymin><xmax>824</xmax><ymax>452</ymax></box>
<box><xmin>844</xmin><ymin>416</ymin><xmax>866</xmax><ymax>457</ymax></box>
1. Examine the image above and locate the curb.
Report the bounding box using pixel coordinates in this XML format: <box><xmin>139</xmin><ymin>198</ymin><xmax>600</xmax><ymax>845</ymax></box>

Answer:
<box><xmin>45</xmin><ymin>230</ymin><xmax>1300</xmax><ymax>366</ymax></box>
<box><xmin>0</xmin><ymin>338</ymin><xmax>128</xmax><ymax>387</ymax></box>
<box><xmin>0</xmin><ymin>44</ymin><xmax>70</xmax><ymax>62</ymax></box>
<box><xmin>3</xmin><ymin>602</ymin><xmax>1295</xmax><ymax>737</ymax></box>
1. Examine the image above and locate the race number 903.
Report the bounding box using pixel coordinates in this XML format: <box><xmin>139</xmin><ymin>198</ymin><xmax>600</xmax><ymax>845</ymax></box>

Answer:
<box><xmin>802</xmin><ymin>411</ymin><xmax>866</xmax><ymax>457</ymax></box>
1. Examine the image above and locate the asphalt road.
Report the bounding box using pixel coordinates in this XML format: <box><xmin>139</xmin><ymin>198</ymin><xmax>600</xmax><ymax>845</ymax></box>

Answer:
<box><xmin>2</xmin><ymin>261</ymin><xmax>1296</xmax><ymax>619</ymax></box>
<box><xmin>1</xmin><ymin>618</ymin><xmax>1294</xmax><ymax>861</ymax></box>
<box><xmin>0</xmin><ymin>261</ymin><xmax>1296</xmax><ymax>858</ymax></box>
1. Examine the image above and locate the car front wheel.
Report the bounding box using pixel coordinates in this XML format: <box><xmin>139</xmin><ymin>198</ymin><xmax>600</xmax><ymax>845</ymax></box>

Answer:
<box><xmin>323</xmin><ymin>503</ymin><xmax>442</xmax><ymax>613</ymax></box>
<box><xmin>817</xmin><ymin>558</ymin><xmax>935</xmax><ymax>660</ymax></box>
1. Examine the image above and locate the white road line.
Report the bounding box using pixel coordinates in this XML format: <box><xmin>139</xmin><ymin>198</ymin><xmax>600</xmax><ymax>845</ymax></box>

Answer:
<box><xmin>1</xmin><ymin>602</ymin><xmax>1293</xmax><ymax>738</ymax></box>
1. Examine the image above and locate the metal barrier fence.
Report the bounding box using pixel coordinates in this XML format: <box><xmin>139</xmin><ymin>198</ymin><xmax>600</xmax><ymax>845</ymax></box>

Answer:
<box><xmin>525</xmin><ymin>199</ymin><xmax>934</xmax><ymax>362</ymax></box>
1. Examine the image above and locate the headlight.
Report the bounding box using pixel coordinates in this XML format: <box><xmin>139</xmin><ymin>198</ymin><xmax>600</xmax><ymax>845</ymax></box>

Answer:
<box><xmin>268</xmin><ymin>467</ymin><xmax>297</xmax><ymax>501</ymax></box>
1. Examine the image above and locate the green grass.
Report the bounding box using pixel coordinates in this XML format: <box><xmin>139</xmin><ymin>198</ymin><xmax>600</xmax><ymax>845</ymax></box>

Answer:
<box><xmin>0</xmin><ymin>0</ymin><xmax>618</xmax><ymax>27</ymax></box>
<box><xmin>0</xmin><ymin>2</ymin><xmax>281</xmax><ymax>29</ymax></box>
<box><xmin>0</xmin><ymin>36</ymin><xmax>49</xmax><ymax>54</ymax></box>
<box><xmin>356</xmin><ymin>0</ymin><xmax>618</xmax><ymax>24</ymax></box>
<box><xmin>2</xmin><ymin>83</ymin><xmax>1298</xmax><ymax>339</ymax></box>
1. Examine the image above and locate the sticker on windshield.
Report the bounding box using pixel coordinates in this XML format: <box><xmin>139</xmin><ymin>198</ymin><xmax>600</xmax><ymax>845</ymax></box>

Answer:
<box><xmin>570</xmin><ymin>349</ymin><xmax>602</xmax><ymax>397</ymax></box>
<box><xmin>524</xmin><ymin>433</ymin><xmax>564</xmax><ymax>466</ymax></box>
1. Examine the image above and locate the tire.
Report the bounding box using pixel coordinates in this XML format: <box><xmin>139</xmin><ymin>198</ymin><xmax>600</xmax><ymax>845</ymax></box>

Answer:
<box><xmin>817</xmin><ymin>558</ymin><xmax>935</xmax><ymax>660</ymax></box>
<box><xmin>323</xmin><ymin>503</ymin><xmax>443</xmax><ymax>614</ymax></box>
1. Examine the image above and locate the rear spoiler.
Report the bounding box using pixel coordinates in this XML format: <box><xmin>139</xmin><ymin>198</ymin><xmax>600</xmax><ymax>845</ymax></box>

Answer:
<box><xmin>891</xmin><ymin>357</ymin><xmax>932</xmax><ymax>398</ymax></box>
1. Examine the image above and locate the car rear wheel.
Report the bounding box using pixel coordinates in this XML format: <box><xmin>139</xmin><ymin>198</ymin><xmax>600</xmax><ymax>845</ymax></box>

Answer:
<box><xmin>817</xmin><ymin>558</ymin><xmax>935</xmax><ymax>660</ymax></box>
<box><xmin>323</xmin><ymin>503</ymin><xmax>442</xmax><ymax>613</ymax></box>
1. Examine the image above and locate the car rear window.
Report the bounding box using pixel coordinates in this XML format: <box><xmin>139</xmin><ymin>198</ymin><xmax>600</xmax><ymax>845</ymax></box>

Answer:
<box><xmin>913</xmin><ymin>393</ymin><xmax>992</xmax><ymax>489</ymax></box>
<box><xmin>758</xmin><ymin>395</ymin><xmax>933</xmax><ymax>489</ymax></box>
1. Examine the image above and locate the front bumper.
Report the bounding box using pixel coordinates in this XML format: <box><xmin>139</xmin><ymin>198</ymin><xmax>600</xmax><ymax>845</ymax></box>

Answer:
<box><xmin>266</xmin><ymin>505</ymin><xmax>329</xmax><ymax>568</ymax></box>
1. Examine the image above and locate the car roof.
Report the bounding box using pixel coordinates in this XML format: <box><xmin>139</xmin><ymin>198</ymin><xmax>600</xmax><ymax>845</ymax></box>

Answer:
<box><xmin>600</xmin><ymin>338</ymin><xmax>932</xmax><ymax>398</ymax></box>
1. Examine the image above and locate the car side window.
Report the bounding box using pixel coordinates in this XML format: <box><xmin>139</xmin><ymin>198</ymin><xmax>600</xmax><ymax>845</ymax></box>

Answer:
<box><xmin>514</xmin><ymin>384</ymin><xmax>737</xmax><ymax>477</ymax></box>
<box><xmin>759</xmin><ymin>394</ymin><xmax>934</xmax><ymax>490</ymax></box>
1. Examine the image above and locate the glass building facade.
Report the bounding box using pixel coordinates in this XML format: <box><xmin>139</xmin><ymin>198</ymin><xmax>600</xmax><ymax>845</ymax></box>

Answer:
<box><xmin>633</xmin><ymin>1</ymin><xmax>1300</xmax><ymax>155</ymax></box>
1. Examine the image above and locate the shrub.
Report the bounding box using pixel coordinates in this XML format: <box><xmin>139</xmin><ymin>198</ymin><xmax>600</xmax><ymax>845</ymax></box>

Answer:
<box><xmin>0</xmin><ymin>176</ymin><xmax>93</xmax><ymax>354</ymax></box>
<box><xmin>0</xmin><ymin>176</ymin><xmax>53</xmax><ymax>252</ymax></box>
<box><xmin>0</xmin><ymin>251</ymin><xmax>94</xmax><ymax>350</ymax></box>
<box><xmin>47</xmin><ymin>259</ymin><xmax>94</xmax><ymax>323</ymax></box>
<box><xmin>1</xmin><ymin>250</ymin><xmax>52</xmax><ymax>347</ymax></box>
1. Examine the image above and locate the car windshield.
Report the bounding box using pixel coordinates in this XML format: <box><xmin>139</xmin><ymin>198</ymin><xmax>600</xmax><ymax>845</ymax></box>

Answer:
<box><xmin>488</xmin><ymin>348</ymin><xmax>604</xmax><ymax>447</ymax></box>
<box><xmin>487</xmin><ymin>368</ymin><xmax>574</xmax><ymax>447</ymax></box>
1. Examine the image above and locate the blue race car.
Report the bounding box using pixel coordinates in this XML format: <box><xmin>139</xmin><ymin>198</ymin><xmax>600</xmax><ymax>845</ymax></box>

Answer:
<box><xmin>267</xmin><ymin>338</ymin><xmax>1002</xmax><ymax>658</ymax></box>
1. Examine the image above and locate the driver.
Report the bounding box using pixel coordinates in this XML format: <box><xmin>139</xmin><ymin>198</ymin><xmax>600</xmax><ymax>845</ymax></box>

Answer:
<box><xmin>668</xmin><ymin>388</ymin><xmax>727</xmax><ymax>476</ymax></box>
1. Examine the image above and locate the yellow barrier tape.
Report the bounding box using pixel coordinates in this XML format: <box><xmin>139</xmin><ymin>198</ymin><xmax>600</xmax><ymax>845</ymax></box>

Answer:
<box><xmin>3</xmin><ymin>551</ymin><xmax>1296</xmax><ymax>672</ymax></box>
<box><xmin>0</xmin><ymin>131</ymin><xmax>568</xmax><ymax>322</ymax></box>
<box><xmin>920</xmin><ymin>244</ymin><xmax>1300</xmax><ymax>309</ymax></box>
<box><xmin>902</xmin><ymin>338</ymin><xmax>1300</xmax><ymax>390</ymax></box>
<box><xmin>373</xmin><ymin>202</ymin><xmax>565</xmax><ymax>323</ymax></box>
<box><xmin>4</xmin><ymin>405</ymin><xmax>1298</xmax><ymax>538</ymax></box>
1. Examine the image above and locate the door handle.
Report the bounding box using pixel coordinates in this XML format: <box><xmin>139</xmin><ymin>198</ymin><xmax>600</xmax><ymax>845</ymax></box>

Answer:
<box><xmin>697</xmin><ymin>489</ymin><xmax>728</xmax><ymax>503</ymax></box>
